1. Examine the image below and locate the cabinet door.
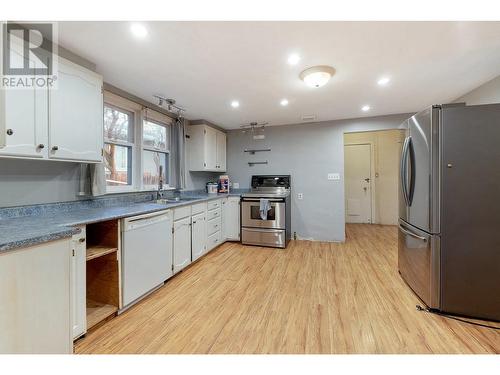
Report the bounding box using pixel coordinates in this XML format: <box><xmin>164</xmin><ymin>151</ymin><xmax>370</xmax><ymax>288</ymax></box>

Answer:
<box><xmin>49</xmin><ymin>58</ymin><xmax>103</xmax><ymax>162</ymax></box>
<box><xmin>173</xmin><ymin>217</ymin><xmax>192</xmax><ymax>273</ymax></box>
<box><xmin>224</xmin><ymin>197</ymin><xmax>241</xmax><ymax>241</ymax></box>
<box><xmin>71</xmin><ymin>228</ymin><xmax>87</xmax><ymax>340</ymax></box>
<box><xmin>204</xmin><ymin>126</ymin><xmax>217</xmax><ymax>170</ymax></box>
<box><xmin>191</xmin><ymin>212</ymin><xmax>207</xmax><ymax>261</ymax></box>
<box><xmin>216</xmin><ymin>131</ymin><xmax>226</xmax><ymax>171</ymax></box>
<box><xmin>0</xmin><ymin>46</ymin><xmax>48</xmax><ymax>159</ymax></box>
<box><xmin>0</xmin><ymin>239</ymin><xmax>72</xmax><ymax>354</ymax></box>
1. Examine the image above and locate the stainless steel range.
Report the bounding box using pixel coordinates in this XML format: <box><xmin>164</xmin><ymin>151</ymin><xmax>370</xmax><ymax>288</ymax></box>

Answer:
<box><xmin>241</xmin><ymin>175</ymin><xmax>291</xmax><ymax>248</ymax></box>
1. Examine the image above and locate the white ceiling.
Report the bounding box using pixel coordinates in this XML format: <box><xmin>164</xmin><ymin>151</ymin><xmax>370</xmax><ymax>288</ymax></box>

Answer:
<box><xmin>58</xmin><ymin>21</ymin><xmax>500</xmax><ymax>129</ymax></box>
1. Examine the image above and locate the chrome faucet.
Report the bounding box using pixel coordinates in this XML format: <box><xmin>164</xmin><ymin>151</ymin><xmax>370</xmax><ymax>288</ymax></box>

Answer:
<box><xmin>157</xmin><ymin>165</ymin><xmax>164</xmax><ymax>199</ymax></box>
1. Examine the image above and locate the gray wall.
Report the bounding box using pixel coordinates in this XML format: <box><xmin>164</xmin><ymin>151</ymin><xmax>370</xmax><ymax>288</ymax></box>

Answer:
<box><xmin>0</xmin><ymin>159</ymin><xmax>81</xmax><ymax>207</ymax></box>
<box><xmin>454</xmin><ymin>75</ymin><xmax>500</xmax><ymax>105</ymax></box>
<box><xmin>226</xmin><ymin>113</ymin><xmax>412</xmax><ymax>242</ymax></box>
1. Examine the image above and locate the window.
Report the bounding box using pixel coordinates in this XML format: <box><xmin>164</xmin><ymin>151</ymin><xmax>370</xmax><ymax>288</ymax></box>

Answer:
<box><xmin>103</xmin><ymin>105</ymin><xmax>134</xmax><ymax>190</ymax></box>
<box><xmin>103</xmin><ymin>91</ymin><xmax>173</xmax><ymax>193</ymax></box>
<box><xmin>142</xmin><ymin>119</ymin><xmax>170</xmax><ymax>189</ymax></box>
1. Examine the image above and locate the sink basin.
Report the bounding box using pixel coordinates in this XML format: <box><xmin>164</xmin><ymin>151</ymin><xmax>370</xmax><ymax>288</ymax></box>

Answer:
<box><xmin>155</xmin><ymin>197</ymin><xmax>200</xmax><ymax>204</ymax></box>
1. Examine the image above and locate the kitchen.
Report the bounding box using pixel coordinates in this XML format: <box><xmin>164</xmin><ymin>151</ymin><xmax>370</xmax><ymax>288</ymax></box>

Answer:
<box><xmin>1</xmin><ymin>9</ymin><xmax>500</xmax><ymax>370</ymax></box>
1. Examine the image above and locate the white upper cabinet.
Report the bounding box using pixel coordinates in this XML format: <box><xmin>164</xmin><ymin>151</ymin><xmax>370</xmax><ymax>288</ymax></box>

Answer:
<box><xmin>0</xmin><ymin>55</ymin><xmax>103</xmax><ymax>163</ymax></box>
<box><xmin>188</xmin><ymin>124</ymin><xmax>227</xmax><ymax>172</ymax></box>
<box><xmin>49</xmin><ymin>57</ymin><xmax>103</xmax><ymax>162</ymax></box>
<box><xmin>0</xmin><ymin>46</ymin><xmax>48</xmax><ymax>159</ymax></box>
<box><xmin>216</xmin><ymin>131</ymin><xmax>226</xmax><ymax>171</ymax></box>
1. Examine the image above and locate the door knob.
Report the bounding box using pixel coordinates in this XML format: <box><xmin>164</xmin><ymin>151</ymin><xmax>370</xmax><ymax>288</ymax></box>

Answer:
<box><xmin>364</xmin><ymin>178</ymin><xmax>370</xmax><ymax>182</ymax></box>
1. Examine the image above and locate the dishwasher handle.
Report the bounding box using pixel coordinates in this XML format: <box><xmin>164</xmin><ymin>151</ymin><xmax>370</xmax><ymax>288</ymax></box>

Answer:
<box><xmin>124</xmin><ymin>211</ymin><xmax>171</xmax><ymax>231</ymax></box>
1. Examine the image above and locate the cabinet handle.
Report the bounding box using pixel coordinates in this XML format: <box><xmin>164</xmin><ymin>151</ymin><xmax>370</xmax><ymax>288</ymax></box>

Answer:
<box><xmin>38</xmin><ymin>144</ymin><xmax>45</xmax><ymax>149</ymax></box>
<box><xmin>52</xmin><ymin>146</ymin><xmax>59</xmax><ymax>151</ymax></box>
<box><xmin>78</xmin><ymin>238</ymin><xmax>86</xmax><ymax>243</ymax></box>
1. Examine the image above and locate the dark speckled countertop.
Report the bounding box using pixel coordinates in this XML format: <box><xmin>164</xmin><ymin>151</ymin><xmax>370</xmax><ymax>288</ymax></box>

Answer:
<box><xmin>0</xmin><ymin>191</ymin><xmax>245</xmax><ymax>253</ymax></box>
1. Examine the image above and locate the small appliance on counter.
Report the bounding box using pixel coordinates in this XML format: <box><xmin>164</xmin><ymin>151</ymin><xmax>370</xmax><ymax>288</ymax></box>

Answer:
<box><xmin>218</xmin><ymin>175</ymin><xmax>229</xmax><ymax>194</ymax></box>
<box><xmin>206</xmin><ymin>182</ymin><xmax>218</xmax><ymax>194</ymax></box>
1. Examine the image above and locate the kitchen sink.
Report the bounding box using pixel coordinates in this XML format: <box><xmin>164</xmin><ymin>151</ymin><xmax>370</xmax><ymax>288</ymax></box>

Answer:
<box><xmin>155</xmin><ymin>197</ymin><xmax>200</xmax><ymax>204</ymax></box>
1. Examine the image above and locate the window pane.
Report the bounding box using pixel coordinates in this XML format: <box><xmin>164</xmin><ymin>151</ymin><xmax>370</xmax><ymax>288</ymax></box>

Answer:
<box><xmin>143</xmin><ymin>120</ymin><xmax>168</xmax><ymax>150</ymax></box>
<box><xmin>104</xmin><ymin>143</ymin><xmax>132</xmax><ymax>187</ymax></box>
<box><xmin>143</xmin><ymin>150</ymin><xmax>168</xmax><ymax>187</ymax></box>
<box><xmin>104</xmin><ymin>105</ymin><xmax>134</xmax><ymax>143</ymax></box>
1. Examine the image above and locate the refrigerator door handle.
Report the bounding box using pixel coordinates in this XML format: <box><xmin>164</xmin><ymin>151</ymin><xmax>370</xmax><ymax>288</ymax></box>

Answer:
<box><xmin>400</xmin><ymin>136</ymin><xmax>411</xmax><ymax>206</ymax></box>
<box><xmin>407</xmin><ymin>137</ymin><xmax>415</xmax><ymax>206</ymax></box>
<box><xmin>399</xmin><ymin>224</ymin><xmax>427</xmax><ymax>242</ymax></box>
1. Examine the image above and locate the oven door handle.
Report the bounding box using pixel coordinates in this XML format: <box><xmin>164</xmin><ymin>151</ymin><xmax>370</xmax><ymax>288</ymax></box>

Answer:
<box><xmin>242</xmin><ymin>198</ymin><xmax>284</xmax><ymax>202</ymax></box>
<box><xmin>242</xmin><ymin>227</ymin><xmax>284</xmax><ymax>233</ymax></box>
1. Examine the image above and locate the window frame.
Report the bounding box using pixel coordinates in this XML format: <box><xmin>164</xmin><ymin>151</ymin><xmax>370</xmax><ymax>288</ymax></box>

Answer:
<box><xmin>103</xmin><ymin>91</ymin><xmax>175</xmax><ymax>194</ymax></box>
<box><xmin>141</xmin><ymin>112</ymin><xmax>172</xmax><ymax>191</ymax></box>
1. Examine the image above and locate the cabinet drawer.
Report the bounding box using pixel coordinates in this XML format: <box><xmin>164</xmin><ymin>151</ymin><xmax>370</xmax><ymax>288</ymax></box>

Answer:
<box><xmin>207</xmin><ymin>199</ymin><xmax>221</xmax><ymax>211</ymax></box>
<box><xmin>173</xmin><ymin>206</ymin><xmax>191</xmax><ymax>221</ymax></box>
<box><xmin>207</xmin><ymin>208</ymin><xmax>221</xmax><ymax>221</ymax></box>
<box><xmin>207</xmin><ymin>231</ymin><xmax>222</xmax><ymax>251</ymax></box>
<box><xmin>192</xmin><ymin>202</ymin><xmax>207</xmax><ymax>215</ymax></box>
<box><xmin>207</xmin><ymin>217</ymin><xmax>221</xmax><ymax>236</ymax></box>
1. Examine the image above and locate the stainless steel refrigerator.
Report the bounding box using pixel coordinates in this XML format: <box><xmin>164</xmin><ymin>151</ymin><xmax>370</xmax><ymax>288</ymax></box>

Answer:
<box><xmin>398</xmin><ymin>103</ymin><xmax>500</xmax><ymax>321</ymax></box>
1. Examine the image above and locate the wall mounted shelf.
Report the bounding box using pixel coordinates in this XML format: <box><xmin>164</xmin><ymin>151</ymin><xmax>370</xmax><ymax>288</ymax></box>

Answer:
<box><xmin>244</xmin><ymin>148</ymin><xmax>271</xmax><ymax>155</ymax></box>
<box><xmin>248</xmin><ymin>161</ymin><xmax>268</xmax><ymax>166</ymax></box>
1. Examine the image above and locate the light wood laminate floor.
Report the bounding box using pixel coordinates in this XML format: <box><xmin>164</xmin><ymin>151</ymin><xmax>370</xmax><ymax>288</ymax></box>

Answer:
<box><xmin>75</xmin><ymin>224</ymin><xmax>499</xmax><ymax>354</ymax></box>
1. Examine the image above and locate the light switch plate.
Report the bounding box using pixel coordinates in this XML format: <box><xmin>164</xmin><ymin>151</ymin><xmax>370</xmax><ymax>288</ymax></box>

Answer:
<box><xmin>297</xmin><ymin>193</ymin><xmax>303</xmax><ymax>200</ymax></box>
<box><xmin>233</xmin><ymin>182</ymin><xmax>240</xmax><ymax>189</ymax></box>
<box><xmin>328</xmin><ymin>173</ymin><xmax>340</xmax><ymax>181</ymax></box>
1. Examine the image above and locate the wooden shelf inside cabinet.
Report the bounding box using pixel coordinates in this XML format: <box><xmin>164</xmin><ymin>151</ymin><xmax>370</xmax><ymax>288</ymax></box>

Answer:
<box><xmin>86</xmin><ymin>299</ymin><xmax>118</xmax><ymax>330</ymax></box>
<box><xmin>86</xmin><ymin>245</ymin><xmax>117</xmax><ymax>261</ymax></box>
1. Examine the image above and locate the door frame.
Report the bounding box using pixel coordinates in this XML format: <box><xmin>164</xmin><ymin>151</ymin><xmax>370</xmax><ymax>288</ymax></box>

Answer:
<box><xmin>343</xmin><ymin>141</ymin><xmax>376</xmax><ymax>224</ymax></box>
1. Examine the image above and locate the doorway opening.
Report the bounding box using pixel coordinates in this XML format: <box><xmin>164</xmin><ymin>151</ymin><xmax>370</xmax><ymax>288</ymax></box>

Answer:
<box><xmin>343</xmin><ymin>129</ymin><xmax>405</xmax><ymax>226</ymax></box>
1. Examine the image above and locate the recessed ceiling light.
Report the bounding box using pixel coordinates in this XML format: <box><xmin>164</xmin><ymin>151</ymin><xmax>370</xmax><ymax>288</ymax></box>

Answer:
<box><xmin>362</xmin><ymin>105</ymin><xmax>371</xmax><ymax>112</ymax></box>
<box><xmin>231</xmin><ymin>100</ymin><xmax>240</xmax><ymax>108</ymax></box>
<box><xmin>287</xmin><ymin>54</ymin><xmax>300</xmax><ymax>65</ymax></box>
<box><xmin>377</xmin><ymin>76</ymin><xmax>390</xmax><ymax>86</ymax></box>
<box><xmin>280</xmin><ymin>99</ymin><xmax>289</xmax><ymax>106</ymax></box>
<box><xmin>299</xmin><ymin>65</ymin><xmax>336</xmax><ymax>88</ymax></box>
<box><xmin>130</xmin><ymin>23</ymin><xmax>148</xmax><ymax>39</ymax></box>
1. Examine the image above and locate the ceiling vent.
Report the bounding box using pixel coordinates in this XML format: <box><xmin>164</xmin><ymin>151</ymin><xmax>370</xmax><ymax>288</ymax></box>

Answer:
<box><xmin>301</xmin><ymin>115</ymin><xmax>317</xmax><ymax>122</ymax></box>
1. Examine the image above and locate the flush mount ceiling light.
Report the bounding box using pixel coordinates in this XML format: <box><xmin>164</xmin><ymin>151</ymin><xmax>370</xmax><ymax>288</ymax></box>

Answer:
<box><xmin>287</xmin><ymin>54</ymin><xmax>300</xmax><ymax>65</ymax></box>
<box><xmin>377</xmin><ymin>76</ymin><xmax>390</xmax><ymax>86</ymax></box>
<box><xmin>280</xmin><ymin>99</ymin><xmax>289</xmax><ymax>106</ymax></box>
<box><xmin>361</xmin><ymin>105</ymin><xmax>371</xmax><ymax>112</ymax></box>
<box><xmin>231</xmin><ymin>100</ymin><xmax>240</xmax><ymax>108</ymax></box>
<box><xmin>299</xmin><ymin>65</ymin><xmax>336</xmax><ymax>88</ymax></box>
<box><xmin>130</xmin><ymin>23</ymin><xmax>148</xmax><ymax>39</ymax></box>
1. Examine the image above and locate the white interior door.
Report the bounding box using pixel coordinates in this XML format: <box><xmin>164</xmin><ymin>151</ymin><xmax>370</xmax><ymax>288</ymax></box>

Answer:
<box><xmin>345</xmin><ymin>144</ymin><xmax>372</xmax><ymax>223</ymax></box>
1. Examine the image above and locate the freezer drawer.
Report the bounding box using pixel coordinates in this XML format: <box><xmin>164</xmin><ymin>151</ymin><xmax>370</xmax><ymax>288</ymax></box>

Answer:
<box><xmin>398</xmin><ymin>220</ymin><xmax>440</xmax><ymax>309</ymax></box>
<box><xmin>241</xmin><ymin>227</ymin><xmax>286</xmax><ymax>248</ymax></box>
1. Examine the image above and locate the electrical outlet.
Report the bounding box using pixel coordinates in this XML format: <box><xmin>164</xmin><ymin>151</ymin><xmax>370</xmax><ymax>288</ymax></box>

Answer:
<box><xmin>328</xmin><ymin>173</ymin><xmax>340</xmax><ymax>181</ymax></box>
<box><xmin>297</xmin><ymin>193</ymin><xmax>303</xmax><ymax>200</ymax></box>
<box><xmin>233</xmin><ymin>182</ymin><xmax>240</xmax><ymax>189</ymax></box>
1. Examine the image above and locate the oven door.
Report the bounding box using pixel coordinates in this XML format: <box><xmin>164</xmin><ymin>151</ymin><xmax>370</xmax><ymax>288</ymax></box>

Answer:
<box><xmin>241</xmin><ymin>198</ymin><xmax>286</xmax><ymax>229</ymax></box>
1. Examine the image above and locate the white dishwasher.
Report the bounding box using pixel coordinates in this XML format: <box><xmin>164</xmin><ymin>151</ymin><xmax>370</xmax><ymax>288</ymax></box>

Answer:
<box><xmin>122</xmin><ymin>210</ymin><xmax>173</xmax><ymax>308</ymax></box>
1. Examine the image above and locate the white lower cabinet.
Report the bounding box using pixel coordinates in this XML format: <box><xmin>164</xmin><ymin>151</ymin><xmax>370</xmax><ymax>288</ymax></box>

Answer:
<box><xmin>173</xmin><ymin>215</ymin><xmax>192</xmax><ymax>273</ymax></box>
<box><xmin>206</xmin><ymin>199</ymin><xmax>223</xmax><ymax>252</ymax></box>
<box><xmin>191</xmin><ymin>212</ymin><xmax>207</xmax><ymax>261</ymax></box>
<box><xmin>222</xmin><ymin>197</ymin><xmax>241</xmax><ymax>241</ymax></box>
<box><xmin>0</xmin><ymin>239</ymin><xmax>72</xmax><ymax>354</ymax></box>
<box><xmin>71</xmin><ymin>227</ymin><xmax>87</xmax><ymax>340</ymax></box>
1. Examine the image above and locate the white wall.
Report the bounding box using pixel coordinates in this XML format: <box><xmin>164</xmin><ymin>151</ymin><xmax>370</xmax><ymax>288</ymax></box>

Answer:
<box><xmin>344</xmin><ymin>129</ymin><xmax>405</xmax><ymax>225</ymax></box>
<box><xmin>455</xmin><ymin>75</ymin><xmax>500</xmax><ymax>105</ymax></box>
<box><xmin>226</xmin><ymin>113</ymin><xmax>412</xmax><ymax>242</ymax></box>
